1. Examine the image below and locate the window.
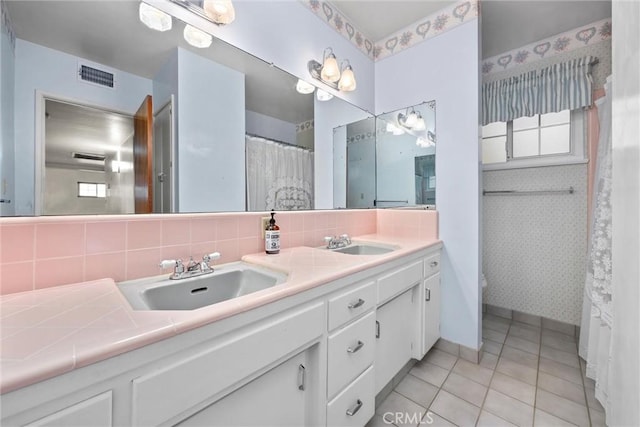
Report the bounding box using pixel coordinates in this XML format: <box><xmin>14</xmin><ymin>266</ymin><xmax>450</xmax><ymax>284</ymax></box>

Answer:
<box><xmin>78</xmin><ymin>182</ymin><xmax>107</xmax><ymax>198</ymax></box>
<box><xmin>482</xmin><ymin>109</ymin><xmax>585</xmax><ymax>169</ymax></box>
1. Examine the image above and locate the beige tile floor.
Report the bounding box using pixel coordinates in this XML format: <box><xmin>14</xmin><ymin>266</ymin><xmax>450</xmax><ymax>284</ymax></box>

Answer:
<box><xmin>368</xmin><ymin>313</ymin><xmax>606</xmax><ymax>427</ymax></box>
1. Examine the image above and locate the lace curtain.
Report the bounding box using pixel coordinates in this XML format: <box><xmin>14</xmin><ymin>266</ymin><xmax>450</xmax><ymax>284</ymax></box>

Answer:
<box><xmin>482</xmin><ymin>56</ymin><xmax>596</xmax><ymax>125</ymax></box>
<box><xmin>245</xmin><ymin>135</ymin><xmax>314</xmax><ymax>211</ymax></box>
<box><xmin>579</xmin><ymin>75</ymin><xmax>612</xmax><ymax>416</ymax></box>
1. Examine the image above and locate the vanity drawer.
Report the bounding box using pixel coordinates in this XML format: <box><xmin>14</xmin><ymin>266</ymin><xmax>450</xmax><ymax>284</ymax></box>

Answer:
<box><xmin>327</xmin><ymin>311</ymin><xmax>375</xmax><ymax>398</ymax></box>
<box><xmin>377</xmin><ymin>260</ymin><xmax>423</xmax><ymax>304</ymax></box>
<box><xmin>328</xmin><ymin>281</ymin><xmax>376</xmax><ymax>331</ymax></box>
<box><xmin>327</xmin><ymin>366</ymin><xmax>374</xmax><ymax>427</ymax></box>
<box><xmin>425</xmin><ymin>252</ymin><xmax>441</xmax><ymax>277</ymax></box>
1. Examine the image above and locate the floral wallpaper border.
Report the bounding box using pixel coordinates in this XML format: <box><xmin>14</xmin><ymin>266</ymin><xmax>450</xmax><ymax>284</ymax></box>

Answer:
<box><xmin>301</xmin><ymin>0</ymin><xmax>478</xmax><ymax>62</ymax></box>
<box><xmin>482</xmin><ymin>18</ymin><xmax>611</xmax><ymax>76</ymax></box>
<box><xmin>296</xmin><ymin>119</ymin><xmax>314</xmax><ymax>133</ymax></box>
<box><xmin>1</xmin><ymin>0</ymin><xmax>16</xmax><ymax>53</ymax></box>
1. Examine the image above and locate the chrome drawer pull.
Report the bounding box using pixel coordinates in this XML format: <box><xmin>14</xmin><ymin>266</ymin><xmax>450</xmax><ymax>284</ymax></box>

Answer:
<box><xmin>425</xmin><ymin>288</ymin><xmax>431</xmax><ymax>301</ymax></box>
<box><xmin>376</xmin><ymin>320</ymin><xmax>380</xmax><ymax>338</ymax></box>
<box><xmin>348</xmin><ymin>298</ymin><xmax>365</xmax><ymax>309</ymax></box>
<box><xmin>347</xmin><ymin>340</ymin><xmax>364</xmax><ymax>354</ymax></box>
<box><xmin>346</xmin><ymin>399</ymin><xmax>363</xmax><ymax>416</ymax></box>
<box><xmin>298</xmin><ymin>364</ymin><xmax>306</xmax><ymax>390</ymax></box>
<box><xmin>430</xmin><ymin>261</ymin><xmax>439</xmax><ymax>267</ymax></box>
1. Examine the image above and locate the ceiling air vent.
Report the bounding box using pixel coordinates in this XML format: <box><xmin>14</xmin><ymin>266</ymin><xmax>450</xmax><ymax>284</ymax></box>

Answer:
<box><xmin>79</xmin><ymin>64</ymin><xmax>114</xmax><ymax>88</ymax></box>
<box><xmin>72</xmin><ymin>152</ymin><xmax>106</xmax><ymax>162</ymax></box>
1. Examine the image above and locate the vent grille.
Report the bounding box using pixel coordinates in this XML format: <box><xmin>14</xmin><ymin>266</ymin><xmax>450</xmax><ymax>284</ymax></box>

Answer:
<box><xmin>79</xmin><ymin>65</ymin><xmax>114</xmax><ymax>88</ymax></box>
<box><xmin>72</xmin><ymin>152</ymin><xmax>106</xmax><ymax>162</ymax></box>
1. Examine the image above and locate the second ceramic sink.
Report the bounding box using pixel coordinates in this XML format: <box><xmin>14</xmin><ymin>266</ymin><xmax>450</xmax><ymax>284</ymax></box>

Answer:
<box><xmin>330</xmin><ymin>241</ymin><xmax>398</xmax><ymax>255</ymax></box>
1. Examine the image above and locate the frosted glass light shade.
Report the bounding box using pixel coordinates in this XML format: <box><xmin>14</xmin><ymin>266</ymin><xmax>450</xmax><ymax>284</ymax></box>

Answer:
<box><xmin>296</xmin><ymin>79</ymin><xmax>315</xmax><ymax>94</ymax></box>
<box><xmin>404</xmin><ymin>111</ymin><xmax>418</xmax><ymax>127</ymax></box>
<box><xmin>204</xmin><ymin>0</ymin><xmax>236</xmax><ymax>25</ymax></box>
<box><xmin>316</xmin><ymin>89</ymin><xmax>333</xmax><ymax>101</ymax></box>
<box><xmin>183</xmin><ymin>25</ymin><xmax>213</xmax><ymax>48</ymax></box>
<box><xmin>338</xmin><ymin>66</ymin><xmax>356</xmax><ymax>91</ymax></box>
<box><xmin>139</xmin><ymin>3</ymin><xmax>172</xmax><ymax>32</ymax></box>
<box><xmin>413</xmin><ymin>115</ymin><xmax>426</xmax><ymax>131</ymax></box>
<box><xmin>321</xmin><ymin>54</ymin><xmax>340</xmax><ymax>83</ymax></box>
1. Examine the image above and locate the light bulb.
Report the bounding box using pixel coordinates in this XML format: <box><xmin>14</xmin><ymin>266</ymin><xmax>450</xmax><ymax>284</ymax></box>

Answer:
<box><xmin>184</xmin><ymin>25</ymin><xmax>213</xmax><ymax>48</ymax></box>
<box><xmin>338</xmin><ymin>66</ymin><xmax>356</xmax><ymax>91</ymax></box>
<box><xmin>316</xmin><ymin>89</ymin><xmax>334</xmax><ymax>101</ymax></box>
<box><xmin>139</xmin><ymin>2</ymin><xmax>172</xmax><ymax>32</ymax></box>
<box><xmin>404</xmin><ymin>111</ymin><xmax>418</xmax><ymax>128</ymax></box>
<box><xmin>204</xmin><ymin>0</ymin><xmax>236</xmax><ymax>25</ymax></box>
<box><xmin>413</xmin><ymin>115</ymin><xmax>426</xmax><ymax>131</ymax></box>
<box><xmin>296</xmin><ymin>79</ymin><xmax>315</xmax><ymax>94</ymax></box>
<box><xmin>320</xmin><ymin>54</ymin><xmax>340</xmax><ymax>83</ymax></box>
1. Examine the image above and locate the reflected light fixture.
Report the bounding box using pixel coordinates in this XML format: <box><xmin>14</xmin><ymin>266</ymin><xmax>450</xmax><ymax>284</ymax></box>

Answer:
<box><xmin>296</xmin><ymin>79</ymin><xmax>315</xmax><ymax>94</ymax></box>
<box><xmin>139</xmin><ymin>2</ymin><xmax>172</xmax><ymax>32</ymax></box>
<box><xmin>308</xmin><ymin>48</ymin><xmax>357</xmax><ymax>92</ymax></box>
<box><xmin>316</xmin><ymin>89</ymin><xmax>334</xmax><ymax>101</ymax></box>
<box><xmin>184</xmin><ymin>24</ymin><xmax>213</xmax><ymax>48</ymax></box>
<box><xmin>386</xmin><ymin>122</ymin><xmax>405</xmax><ymax>135</ymax></box>
<box><xmin>203</xmin><ymin>0</ymin><xmax>236</xmax><ymax>25</ymax></box>
<box><xmin>416</xmin><ymin>136</ymin><xmax>435</xmax><ymax>148</ymax></box>
<box><xmin>398</xmin><ymin>109</ymin><xmax>420</xmax><ymax>129</ymax></box>
<box><xmin>413</xmin><ymin>113</ymin><xmax>426</xmax><ymax>131</ymax></box>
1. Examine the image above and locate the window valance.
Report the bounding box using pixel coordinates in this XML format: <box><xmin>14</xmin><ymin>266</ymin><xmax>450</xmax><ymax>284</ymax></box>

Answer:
<box><xmin>482</xmin><ymin>56</ymin><xmax>596</xmax><ymax>125</ymax></box>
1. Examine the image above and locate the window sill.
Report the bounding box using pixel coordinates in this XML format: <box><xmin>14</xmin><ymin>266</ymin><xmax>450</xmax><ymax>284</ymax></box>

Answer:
<box><xmin>482</xmin><ymin>156</ymin><xmax>588</xmax><ymax>171</ymax></box>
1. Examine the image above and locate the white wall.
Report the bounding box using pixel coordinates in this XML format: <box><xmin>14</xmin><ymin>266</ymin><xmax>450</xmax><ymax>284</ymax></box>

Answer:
<box><xmin>176</xmin><ymin>48</ymin><xmax>245</xmax><ymax>212</ymax></box>
<box><xmin>13</xmin><ymin>39</ymin><xmax>152</xmax><ymax>215</ymax></box>
<box><xmin>375</xmin><ymin>20</ymin><xmax>481</xmax><ymax>349</ymax></box>
<box><xmin>609</xmin><ymin>1</ymin><xmax>640</xmax><ymax>425</ymax></box>
<box><xmin>245</xmin><ymin>110</ymin><xmax>296</xmax><ymax>145</ymax></box>
<box><xmin>43</xmin><ymin>167</ymin><xmax>108</xmax><ymax>215</ymax></box>
<box><xmin>0</xmin><ymin>1</ymin><xmax>14</xmax><ymax>216</ymax></box>
<box><xmin>314</xmin><ymin>97</ymin><xmax>372</xmax><ymax>209</ymax></box>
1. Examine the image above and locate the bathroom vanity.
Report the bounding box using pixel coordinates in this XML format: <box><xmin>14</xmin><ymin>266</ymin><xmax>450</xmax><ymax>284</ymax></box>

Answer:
<box><xmin>0</xmin><ymin>238</ymin><xmax>441</xmax><ymax>426</ymax></box>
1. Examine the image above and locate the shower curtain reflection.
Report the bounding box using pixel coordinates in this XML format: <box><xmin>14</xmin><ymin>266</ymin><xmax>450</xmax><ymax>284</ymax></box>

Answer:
<box><xmin>245</xmin><ymin>135</ymin><xmax>314</xmax><ymax>211</ymax></box>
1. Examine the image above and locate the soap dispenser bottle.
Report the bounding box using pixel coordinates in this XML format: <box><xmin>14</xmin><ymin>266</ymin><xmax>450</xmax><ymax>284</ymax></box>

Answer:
<box><xmin>265</xmin><ymin>210</ymin><xmax>280</xmax><ymax>254</ymax></box>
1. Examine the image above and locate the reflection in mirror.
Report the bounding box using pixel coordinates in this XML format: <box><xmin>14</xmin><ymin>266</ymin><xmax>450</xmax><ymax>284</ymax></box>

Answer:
<box><xmin>2</xmin><ymin>0</ymin><xmax>319</xmax><ymax>216</ymax></box>
<box><xmin>333</xmin><ymin>101</ymin><xmax>436</xmax><ymax>209</ymax></box>
<box><xmin>376</xmin><ymin>101</ymin><xmax>436</xmax><ymax>208</ymax></box>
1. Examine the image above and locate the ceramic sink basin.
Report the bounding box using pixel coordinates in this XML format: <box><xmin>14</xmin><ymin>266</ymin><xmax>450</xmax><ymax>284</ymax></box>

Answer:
<box><xmin>330</xmin><ymin>241</ymin><xmax>398</xmax><ymax>255</ymax></box>
<box><xmin>118</xmin><ymin>262</ymin><xmax>287</xmax><ymax>310</ymax></box>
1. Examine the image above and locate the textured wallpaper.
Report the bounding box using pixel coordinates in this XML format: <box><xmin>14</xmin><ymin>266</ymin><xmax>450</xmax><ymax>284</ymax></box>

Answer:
<box><xmin>482</xmin><ymin>164</ymin><xmax>588</xmax><ymax>325</ymax></box>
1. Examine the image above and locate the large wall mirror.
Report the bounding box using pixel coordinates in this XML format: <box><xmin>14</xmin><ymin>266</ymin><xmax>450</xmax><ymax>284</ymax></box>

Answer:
<box><xmin>333</xmin><ymin>101</ymin><xmax>436</xmax><ymax>209</ymax></box>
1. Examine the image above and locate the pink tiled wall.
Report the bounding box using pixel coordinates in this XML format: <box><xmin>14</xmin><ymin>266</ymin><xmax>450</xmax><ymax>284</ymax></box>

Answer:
<box><xmin>0</xmin><ymin>209</ymin><xmax>439</xmax><ymax>296</ymax></box>
<box><xmin>0</xmin><ymin>210</ymin><xmax>377</xmax><ymax>295</ymax></box>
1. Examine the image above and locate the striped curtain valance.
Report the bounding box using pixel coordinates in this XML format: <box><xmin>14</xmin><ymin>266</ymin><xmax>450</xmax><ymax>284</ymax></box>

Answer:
<box><xmin>482</xmin><ymin>56</ymin><xmax>596</xmax><ymax>125</ymax></box>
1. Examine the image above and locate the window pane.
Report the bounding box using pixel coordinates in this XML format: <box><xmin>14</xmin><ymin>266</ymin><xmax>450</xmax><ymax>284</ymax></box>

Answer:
<box><xmin>541</xmin><ymin>110</ymin><xmax>570</xmax><ymax>127</ymax></box>
<box><xmin>96</xmin><ymin>184</ymin><xmax>107</xmax><ymax>198</ymax></box>
<box><xmin>513</xmin><ymin>115</ymin><xmax>539</xmax><ymax>131</ymax></box>
<box><xmin>513</xmin><ymin>129</ymin><xmax>539</xmax><ymax>157</ymax></box>
<box><xmin>541</xmin><ymin>124</ymin><xmax>571</xmax><ymax>155</ymax></box>
<box><xmin>482</xmin><ymin>136</ymin><xmax>507</xmax><ymax>164</ymax></box>
<box><xmin>482</xmin><ymin>121</ymin><xmax>506</xmax><ymax>138</ymax></box>
<box><xmin>78</xmin><ymin>182</ymin><xmax>96</xmax><ymax>197</ymax></box>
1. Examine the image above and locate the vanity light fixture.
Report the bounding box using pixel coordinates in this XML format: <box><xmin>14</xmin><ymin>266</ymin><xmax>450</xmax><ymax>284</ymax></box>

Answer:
<box><xmin>416</xmin><ymin>136</ymin><xmax>435</xmax><ymax>148</ymax></box>
<box><xmin>308</xmin><ymin>48</ymin><xmax>357</xmax><ymax>92</ymax></box>
<box><xmin>296</xmin><ymin>79</ymin><xmax>316</xmax><ymax>95</ymax></box>
<box><xmin>184</xmin><ymin>24</ymin><xmax>213</xmax><ymax>48</ymax></box>
<box><xmin>398</xmin><ymin>108</ymin><xmax>421</xmax><ymax>129</ymax></box>
<box><xmin>139</xmin><ymin>2</ymin><xmax>172</xmax><ymax>32</ymax></box>
<box><xmin>316</xmin><ymin>89</ymin><xmax>334</xmax><ymax>101</ymax></box>
<box><xmin>203</xmin><ymin>0</ymin><xmax>236</xmax><ymax>25</ymax></box>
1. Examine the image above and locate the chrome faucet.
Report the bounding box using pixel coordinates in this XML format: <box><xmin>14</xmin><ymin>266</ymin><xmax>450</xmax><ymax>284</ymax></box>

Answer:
<box><xmin>324</xmin><ymin>234</ymin><xmax>352</xmax><ymax>249</ymax></box>
<box><xmin>159</xmin><ymin>252</ymin><xmax>221</xmax><ymax>280</ymax></box>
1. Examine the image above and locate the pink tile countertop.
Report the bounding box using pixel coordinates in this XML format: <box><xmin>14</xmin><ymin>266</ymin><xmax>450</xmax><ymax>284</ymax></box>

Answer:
<box><xmin>0</xmin><ymin>235</ymin><xmax>441</xmax><ymax>394</ymax></box>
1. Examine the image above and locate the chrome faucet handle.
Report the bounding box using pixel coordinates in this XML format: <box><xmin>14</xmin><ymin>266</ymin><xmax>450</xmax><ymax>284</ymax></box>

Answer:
<box><xmin>159</xmin><ymin>259</ymin><xmax>184</xmax><ymax>275</ymax></box>
<box><xmin>201</xmin><ymin>252</ymin><xmax>221</xmax><ymax>271</ymax></box>
<box><xmin>340</xmin><ymin>234</ymin><xmax>351</xmax><ymax>245</ymax></box>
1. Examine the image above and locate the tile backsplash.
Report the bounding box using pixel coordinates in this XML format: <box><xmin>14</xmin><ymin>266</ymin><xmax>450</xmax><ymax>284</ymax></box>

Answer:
<box><xmin>0</xmin><ymin>209</ymin><xmax>438</xmax><ymax>295</ymax></box>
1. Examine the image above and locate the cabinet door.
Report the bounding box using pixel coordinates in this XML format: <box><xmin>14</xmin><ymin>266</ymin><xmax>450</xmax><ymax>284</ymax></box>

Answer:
<box><xmin>177</xmin><ymin>346</ymin><xmax>315</xmax><ymax>427</ymax></box>
<box><xmin>375</xmin><ymin>288</ymin><xmax>416</xmax><ymax>394</ymax></box>
<box><xmin>423</xmin><ymin>273</ymin><xmax>441</xmax><ymax>355</ymax></box>
<box><xmin>25</xmin><ymin>392</ymin><xmax>112</xmax><ymax>427</ymax></box>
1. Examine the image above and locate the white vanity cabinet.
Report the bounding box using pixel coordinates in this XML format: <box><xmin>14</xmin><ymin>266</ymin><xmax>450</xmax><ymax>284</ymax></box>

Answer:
<box><xmin>1</xmin><ymin>244</ymin><xmax>442</xmax><ymax>427</ymax></box>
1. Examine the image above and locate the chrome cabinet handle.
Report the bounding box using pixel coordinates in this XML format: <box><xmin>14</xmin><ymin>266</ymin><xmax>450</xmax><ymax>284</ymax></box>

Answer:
<box><xmin>430</xmin><ymin>261</ymin><xmax>439</xmax><ymax>267</ymax></box>
<box><xmin>347</xmin><ymin>340</ymin><xmax>364</xmax><ymax>354</ymax></box>
<box><xmin>298</xmin><ymin>364</ymin><xmax>305</xmax><ymax>391</ymax></box>
<box><xmin>346</xmin><ymin>399</ymin><xmax>363</xmax><ymax>416</ymax></box>
<box><xmin>376</xmin><ymin>320</ymin><xmax>380</xmax><ymax>338</ymax></box>
<box><xmin>425</xmin><ymin>288</ymin><xmax>431</xmax><ymax>301</ymax></box>
<box><xmin>348</xmin><ymin>298</ymin><xmax>365</xmax><ymax>309</ymax></box>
